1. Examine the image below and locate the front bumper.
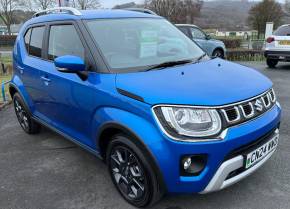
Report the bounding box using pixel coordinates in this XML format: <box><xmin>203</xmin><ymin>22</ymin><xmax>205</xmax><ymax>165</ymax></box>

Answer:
<box><xmin>150</xmin><ymin>103</ymin><xmax>281</xmax><ymax>194</ymax></box>
<box><xmin>264</xmin><ymin>50</ymin><xmax>290</xmax><ymax>61</ymax></box>
<box><xmin>200</xmin><ymin>129</ymin><xmax>279</xmax><ymax>193</ymax></box>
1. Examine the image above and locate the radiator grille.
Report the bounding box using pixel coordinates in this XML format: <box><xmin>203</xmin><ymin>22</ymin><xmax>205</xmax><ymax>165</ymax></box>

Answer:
<box><xmin>219</xmin><ymin>89</ymin><xmax>276</xmax><ymax>126</ymax></box>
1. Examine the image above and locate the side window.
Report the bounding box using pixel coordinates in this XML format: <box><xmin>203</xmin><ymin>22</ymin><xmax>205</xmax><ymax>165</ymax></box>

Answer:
<box><xmin>48</xmin><ymin>24</ymin><xmax>85</xmax><ymax>61</ymax></box>
<box><xmin>178</xmin><ymin>27</ymin><xmax>191</xmax><ymax>38</ymax></box>
<box><xmin>29</xmin><ymin>26</ymin><xmax>45</xmax><ymax>58</ymax></box>
<box><xmin>24</xmin><ymin>28</ymin><xmax>31</xmax><ymax>52</ymax></box>
<box><xmin>190</xmin><ymin>28</ymin><xmax>206</xmax><ymax>39</ymax></box>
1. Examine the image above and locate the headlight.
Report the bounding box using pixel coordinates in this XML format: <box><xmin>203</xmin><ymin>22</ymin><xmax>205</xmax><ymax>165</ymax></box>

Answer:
<box><xmin>153</xmin><ymin>106</ymin><xmax>222</xmax><ymax>139</ymax></box>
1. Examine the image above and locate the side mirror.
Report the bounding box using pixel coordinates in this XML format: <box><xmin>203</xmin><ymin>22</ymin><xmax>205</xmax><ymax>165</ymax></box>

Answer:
<box><xmin>205</xmin><ymin>34</ymin><xmax>211</xmax><ymax>40</ymax></box>
<box><xmin>54</xmin><ymin>55</ymin><xmax>86</xmax><ymax>73</ymax></box>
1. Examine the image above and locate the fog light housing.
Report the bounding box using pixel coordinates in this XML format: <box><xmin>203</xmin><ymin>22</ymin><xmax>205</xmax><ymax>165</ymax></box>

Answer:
<box><xmin>180</xmin><ymin>155</ymin><xmax>207</xmax><ymax>176</ymax></box>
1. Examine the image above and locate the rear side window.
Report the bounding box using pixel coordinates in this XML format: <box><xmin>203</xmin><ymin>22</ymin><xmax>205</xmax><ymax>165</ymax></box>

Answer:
<box><xmin>48</xmin><ymin>24</ymin><xmax>85</xmax><ymax>60</ymax></box>
<box><xmin>178</xmin><ymin>27</ymin><xmax>191</xmax><ymax>37</ymax></box>
<box><xmin>29</xmin><ymin>26</ymin><xmax>45</xmax><ymax>58</ymax></box>
<box><xmin>24</xmin><ymin>28</ymin><xmax>31</xmax><ymax>52</ymax></box>
<box><xmin>274</xmin><ymin>25</ymin><xmax>290</xmax><ymax>36</ymax></box>
<box><xmin>190</xmin><ymin>27</ymin><xmax>206</xmax><ymax>39</ymax></box>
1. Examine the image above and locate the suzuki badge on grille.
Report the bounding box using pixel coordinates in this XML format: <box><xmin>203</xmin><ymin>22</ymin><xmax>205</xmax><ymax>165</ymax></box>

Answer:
<box><xmin>255</xmin><ymin>99</ymin><xmax>263</xmax><ymax>112</ymax></box>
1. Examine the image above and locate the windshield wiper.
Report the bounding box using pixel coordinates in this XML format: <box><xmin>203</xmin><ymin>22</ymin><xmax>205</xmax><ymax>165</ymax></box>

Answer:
<box><xmin>144</xmin><ymin>59</ymin><xmax>194</xmax><ymax>71</ymax></box>
<box><xmin>195</xmin><ymin>53</ymin><xmax>208</xmax><ymax>63</ymax></box>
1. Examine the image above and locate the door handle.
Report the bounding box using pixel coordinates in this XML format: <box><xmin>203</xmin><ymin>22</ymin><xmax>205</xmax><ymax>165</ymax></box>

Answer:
<box><xmin>17</xmin><ymin>65</ymin><xmax>24</xmax><ymax>74</ymax></box>
<box><xmin>40</xmin><ymin>76</ymin><xmax>51</xmax><ymax>83</ymax></box>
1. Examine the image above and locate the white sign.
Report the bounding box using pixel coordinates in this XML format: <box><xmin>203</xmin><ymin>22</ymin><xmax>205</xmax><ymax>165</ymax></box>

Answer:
<box><xmin>140</xmin><ymin>30</ymin><xmax>158</xmax><ymax>58</ymax></box>
<box><xmin>265</xmin><ymin>22</ymin><xmax>274</xmax><ymax>39</ymax></box>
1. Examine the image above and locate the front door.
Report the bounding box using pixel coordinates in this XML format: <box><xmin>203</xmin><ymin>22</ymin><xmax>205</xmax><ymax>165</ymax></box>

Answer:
<box><xmin>37</xmin><ymin>23</ymin><xmax>95</xmax><ymax>147</ymax></box>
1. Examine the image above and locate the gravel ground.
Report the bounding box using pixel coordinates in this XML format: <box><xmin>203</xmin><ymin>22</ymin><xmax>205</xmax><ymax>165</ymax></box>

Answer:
<box><xmin>0</xmin><ymin>61</ymin><xmax>289</xmax><ymax>209</ymax></box>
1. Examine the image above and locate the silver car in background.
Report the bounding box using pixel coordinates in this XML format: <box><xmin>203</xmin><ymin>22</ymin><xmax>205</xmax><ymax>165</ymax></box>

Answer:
<box><xmin>176</xmin><ymin>24</ymin><xmax>226</xmax><ymax>58</ymax></box>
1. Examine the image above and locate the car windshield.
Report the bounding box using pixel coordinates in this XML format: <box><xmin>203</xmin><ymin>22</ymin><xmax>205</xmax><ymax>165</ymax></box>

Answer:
<box><xmin>273</xmin><ymin>25</ymin><xmax>290</xmax><ymax>36</ymax></box>
<box><xmin>86</xmin><ymin>18</ymin><xmax>205</xmax><ymax>72</ymax></box>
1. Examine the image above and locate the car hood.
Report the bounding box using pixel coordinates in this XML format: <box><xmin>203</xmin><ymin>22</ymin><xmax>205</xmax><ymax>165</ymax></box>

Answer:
<box><xmin>115</xmin><ymin>58</ymin><xmax>272</xmax><ymax>106</ymax></box>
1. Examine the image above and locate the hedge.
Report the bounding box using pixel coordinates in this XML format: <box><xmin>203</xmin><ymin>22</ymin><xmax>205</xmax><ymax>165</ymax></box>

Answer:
<box><xmin>0</xmin><ymin>35</ymin><xmax>17</xmax><ymax>47</ymax></box>
<box><xmin>217</xmin><ymin>38</ymin><xmax>242</xmax><ymax>49</ymax></box>
<box><xmin>226</xmin><ymin>50</ymin><xmax>265</xmax><ymax>61</ymax></box>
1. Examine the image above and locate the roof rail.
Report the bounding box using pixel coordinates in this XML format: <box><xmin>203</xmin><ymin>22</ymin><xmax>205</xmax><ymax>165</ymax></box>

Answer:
<box><xmin>124</xmin><ymin>8</ymin><xmax>157</xmax><ymax>15</ymax></box>
<box><xmin>33</xmin><ymin>7</ymin><xmax>82</xmax><ymax>18</ymax></box>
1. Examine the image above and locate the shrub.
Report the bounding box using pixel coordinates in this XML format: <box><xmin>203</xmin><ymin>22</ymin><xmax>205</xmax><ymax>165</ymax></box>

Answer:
<box><xmin>0</xmin><ymin>35</ymin><xmax>17</xmax><ymax>46</ymax></box>
<box><xmin>217</xmin><ymin>38</ymin><xmax>242</xmax><ymax>49</ymax></box>
<box><xmin>226</xmin><ymin>50</ymin><xmax>265</xmax><ymax>61</ymax></box>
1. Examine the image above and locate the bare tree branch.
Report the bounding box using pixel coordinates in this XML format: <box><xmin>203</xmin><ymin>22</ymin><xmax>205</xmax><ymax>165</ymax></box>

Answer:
<box><xmin>19</xmin><ymin>0</ymin><xmax>56</xmax><ymax>11</ymax></box>
<box><xmin>248</xmin><ymin>0</ymin><xmax>284</xmax><ymax>38</ymax></box>
<box><xmin>0</xmin><ymin>0</ymin><xmax>18</xmax><ymax>34</ymax></box>
<box><xmin>71</xmin><ymin>0</ymin><xmax>101</xmax><ymax>10</ymax></box>
<box><xmin>145</xmin><ymin>0</ymin><xmax>203</xmax><ymax>24</ymax></box>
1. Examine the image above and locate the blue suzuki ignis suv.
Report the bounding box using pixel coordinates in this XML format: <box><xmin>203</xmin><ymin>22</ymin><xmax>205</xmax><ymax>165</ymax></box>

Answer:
<box><xmin>11</xmin><ymin>8</ymin><xmax>281</xmax><ymax>207</ymax></box>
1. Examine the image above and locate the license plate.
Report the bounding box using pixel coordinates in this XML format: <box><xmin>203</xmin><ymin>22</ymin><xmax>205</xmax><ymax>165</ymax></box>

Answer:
<box><xmin>245</xmin><ymin>134</ymin><xmax>279</xmax><ymax>169</ymax></box>
<box><xmin>279</xmin><ymin>40</ymin><xmax>290</xmax><ymax>45</ymax></box>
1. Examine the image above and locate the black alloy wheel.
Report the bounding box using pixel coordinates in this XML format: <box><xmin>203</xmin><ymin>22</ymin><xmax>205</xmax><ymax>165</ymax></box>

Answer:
<box><xmin>13</xmin><ymin>93</ymin><xmax>41</xmax><ymax>134</ymax></box>
<box><xmin>110</xmin><ymin>145</ymin><xmax>148</xmax><ymax>201</ymax></box>
<box><xmin>106</xmin><ymin>134</ymin><xmax>163</xmax><ymax>207</ymax></box>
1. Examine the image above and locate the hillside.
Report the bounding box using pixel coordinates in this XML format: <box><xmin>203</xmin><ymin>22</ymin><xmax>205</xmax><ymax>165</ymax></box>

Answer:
<box><xmin>195</xmin><ymin>0</ymin><xmax>257</xmax><ymax>30</ymax></box>
<box><xmin>195</xmin><ymin>0</ymin><xmax>290</xmax><ymax>30</ymax></box>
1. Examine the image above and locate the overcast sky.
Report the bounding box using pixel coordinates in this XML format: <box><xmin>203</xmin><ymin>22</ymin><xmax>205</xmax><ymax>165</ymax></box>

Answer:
<box><xmin>99</xmin><ymin>0</ymin><xmax>286</xmax><ymax>8</ymax></box>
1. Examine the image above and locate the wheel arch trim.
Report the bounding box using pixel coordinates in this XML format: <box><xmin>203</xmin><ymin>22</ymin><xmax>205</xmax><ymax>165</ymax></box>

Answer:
<box><xmin>97</xmin><ymin>121</ymin><xmax>167</xmax><ymax>193</ymax></box>
<box><xmin>9</xmin><ymin>83</ymin><xmax>33</xmax><ymax>115</ymax></box>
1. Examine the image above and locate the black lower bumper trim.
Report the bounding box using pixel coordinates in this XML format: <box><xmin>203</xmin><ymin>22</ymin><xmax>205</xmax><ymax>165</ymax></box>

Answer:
<box><xmin>264</xmin><ymin>50</ymin><xmax>290</xmax><ymax>60</ymax></box>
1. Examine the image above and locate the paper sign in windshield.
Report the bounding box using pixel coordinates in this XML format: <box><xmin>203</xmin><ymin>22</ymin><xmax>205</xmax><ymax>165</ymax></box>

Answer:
<box><xmin>140</xmin><ymin>31</ymin><xmax>158</xmax><ymax>58</ymax></box>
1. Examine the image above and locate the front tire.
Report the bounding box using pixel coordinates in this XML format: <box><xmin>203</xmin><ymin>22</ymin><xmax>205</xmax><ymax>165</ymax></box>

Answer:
<box><xmin>212</xmin><ymin>49</ymin><xmax>224</xmax><ymax>58</ymax></box>
<box><xmin>266</xmin><ymin>59</ymin><xmax>278</xmax><ymax>68</ymax></box>
<box><xmin>106</xmin><ymin>134</ymin><xmax>163</xmax><ymax>207</ymax></box>
<box><xmin>13</xmin><ymin>93</ymin><xmax>41</xmax><ymax>134</ymax></box>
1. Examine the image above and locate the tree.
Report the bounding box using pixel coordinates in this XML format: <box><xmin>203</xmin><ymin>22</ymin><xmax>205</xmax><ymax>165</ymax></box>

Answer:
<box><xmin>145</xmin><ymin>0</ymin><xmax>203</xmax><ymax>24</ymax></box>
<box><xmin>183</xmin><ymin>0</ymin><xmax>203</xmax><ymax>23</ymax></box>
<box><xmin>71</xmin><ymin>0</ymin><xmax>101</xmax><ymax>10</ymax></box>
<box><xmin>285</xmin><ymin>0</ymin><xmax>290</xmax><ymax>16</ymax></box>
<box><xmin>0</xmin><ymin>0</ymin><xmax>18</xmax><ymax>34</ymax></box>
<box><xmin>248</xmin><ymin>0</ymin><xmax>284</xmax><ymax>38</ymax></box>
<box><xmin>19</xmin><ymin>0</ymin><xmax>56</xmax><ymax>11</ymax></box>
<box><xmin>35</xmin><ymin>0</ymin><xmax>55</xmax><ymax>10</ymax></box>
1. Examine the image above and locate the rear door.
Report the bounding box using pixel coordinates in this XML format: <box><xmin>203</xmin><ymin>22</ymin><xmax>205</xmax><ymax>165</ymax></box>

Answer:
<box><xmin>20</xmin><ymin>25</ymin><xmax>47</xmax><ymax>115</ymax></box>
<box><xmin>273</xmin><ymin>25</ymin><xmax>290</xmax><ymax>50</ymax></box>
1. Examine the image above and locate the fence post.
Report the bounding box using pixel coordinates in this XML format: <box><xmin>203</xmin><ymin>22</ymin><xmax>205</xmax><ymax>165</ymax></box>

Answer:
<box><xmin>1</xmin><ymin>81</ymin><xmax>10</xmax><ymax>102</ymax></box>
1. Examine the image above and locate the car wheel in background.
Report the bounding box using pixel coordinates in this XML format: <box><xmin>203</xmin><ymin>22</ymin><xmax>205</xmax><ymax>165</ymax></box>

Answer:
<box><xmin>266</xmin><ymin>59</ymin><xmax>278</xmax><ymax>68</ymax></box>
<box><xmin>13</xmin><ymin>93</ymin><xmax>41</xmax><ymax>134</ymax></box>
<box><xmin>212</xmin><ymin>49</ymin><xmax>224</xmax><ymax>59</ymax></box>
<box><xmin>106</xmin><ymin>134</ymin><xmax>162</xmax><ymax>207</ymax></box>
